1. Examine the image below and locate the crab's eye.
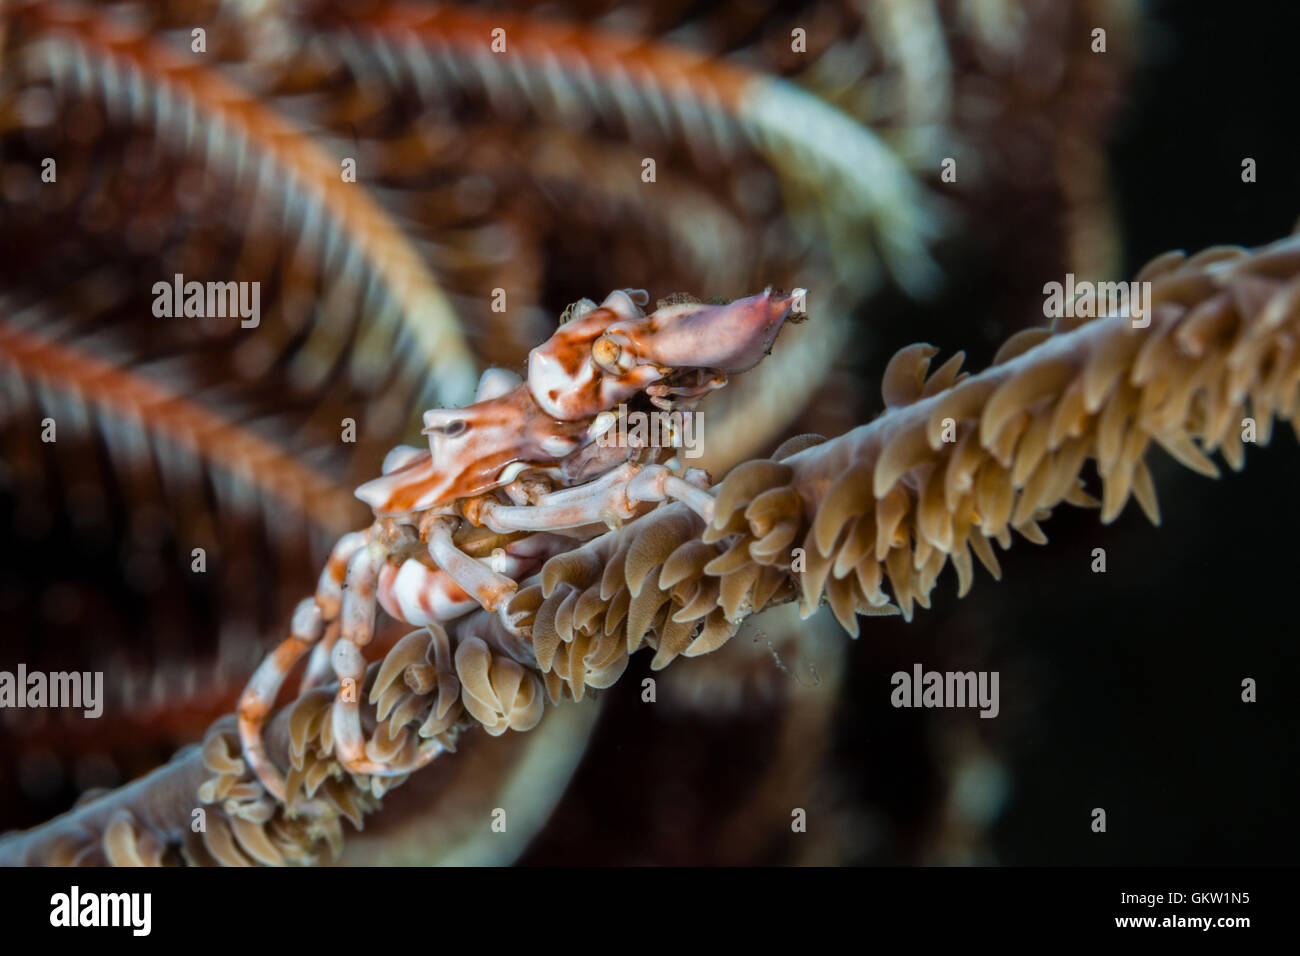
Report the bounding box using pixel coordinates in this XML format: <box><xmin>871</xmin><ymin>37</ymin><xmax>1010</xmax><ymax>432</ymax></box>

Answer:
<box><xmin>592</xmin><ymin>335</ymin><xmax>622</xmax><ymax>371</ymax></box>
<box><xmin>431</xmin><ymin>419</ymin><xmax>468</xmax><ymax>437</ymax></box>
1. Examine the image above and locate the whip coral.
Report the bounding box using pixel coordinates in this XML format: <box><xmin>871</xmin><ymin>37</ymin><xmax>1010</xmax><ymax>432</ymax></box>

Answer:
<box><xmin>4</xmin><ymin>227</ymin><xmax>1298</xmax><ymax>866</ymax></box>
<box><xmin>504</xmin><ymin>231</ymin><xmax>1300</xmax><ymax>694</ymax></box>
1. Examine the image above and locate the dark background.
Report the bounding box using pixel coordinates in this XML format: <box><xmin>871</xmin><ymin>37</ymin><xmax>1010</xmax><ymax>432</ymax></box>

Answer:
<box><xmin>845</xmin><ymin>0</ymin><xmax>1300</xmax><ymax>864</ymax></box>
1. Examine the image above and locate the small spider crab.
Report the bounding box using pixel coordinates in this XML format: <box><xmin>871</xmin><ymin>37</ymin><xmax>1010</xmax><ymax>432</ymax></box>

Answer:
<box><xmin>238</xmin><ymin>287</ymin><xmax>805</xmax><ymax>802</ymax></box>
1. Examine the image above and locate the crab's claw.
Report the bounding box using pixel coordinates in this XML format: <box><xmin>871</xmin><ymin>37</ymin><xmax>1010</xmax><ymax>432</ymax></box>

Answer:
<box><xmin>637</xmin><ymin>288</ymin><xmax>805</xmax><ymax>373</ymax></box>
<box><xmin>525</xmin><ymin>287</ymin><xmax>805</xmax><ymax>420</ymax></box>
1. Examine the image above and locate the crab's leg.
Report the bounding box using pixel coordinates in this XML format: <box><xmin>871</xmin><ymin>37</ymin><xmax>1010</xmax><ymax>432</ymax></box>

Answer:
<box><xmin>315</xmin><ymin>531</ymin><xmax>369</xmax><ymax>618</ymax></box>
<box><xmin>627</xmin><ymin>465</ymin><xmax>715</xmax><ymax>522</ymax></box>
<box><xmin>298</xmin><ymin>529</ymin><xmax>368</xmax><ymax>688</ymax></box>
<box><xmin>300</xmin><ymin>620</ymin><xmax>341</xmax><ymax>690</ymax></box>
<box><xmin>328</xmin><ymin>536</ymin><xmax>463</xmax><ymax>777</ymax></box>
<box><xmin>237</xmin><ymin>530</ymin><xmax>367</xmax><ymax>799</ymax></box>
<box><xmin>328</xmin><ymin>541</ymin><xmax>390</xmax><ymax>775</ymax></box>
<box><xmin>644</xmin><ymin>372</ymin><xmax>727</xmax><ymax>410</ymax></box>
<box><xmin>424</xmin><ymin>516</ymin><xmax>518</xmax><ymax>612</ymax></box>
<box><xmin>478</xmin><ymin>462</ymin><xmax>715</xmax><ymax>533</ymax></box>
<box><xmin>476</xmin><ymin>463</ymin><xmax>639</xmax><ymax>532</ymax></box>
<box><xmin>237</xmin><ymin>598</ymin><xmax>324</xmax><ymax>805</ymax></box>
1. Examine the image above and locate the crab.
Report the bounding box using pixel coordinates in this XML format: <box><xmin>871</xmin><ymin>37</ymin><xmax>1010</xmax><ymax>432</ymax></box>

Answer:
<box><xmin>237</xmin><ymin>287</ymin><xmax>804</xmax><ymax>803</ymax></box>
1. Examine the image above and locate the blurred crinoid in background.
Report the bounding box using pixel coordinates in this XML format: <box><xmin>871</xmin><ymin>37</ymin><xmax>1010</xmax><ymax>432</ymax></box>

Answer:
<box><xmin>0</xmin><ymin>0</ymin><xmax>1136</xmax><ymax>863</ymax></box>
